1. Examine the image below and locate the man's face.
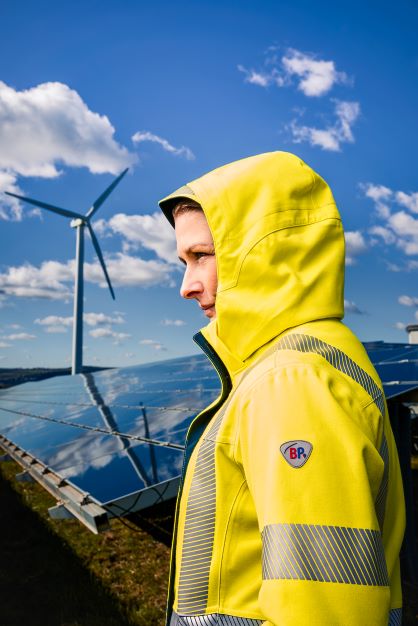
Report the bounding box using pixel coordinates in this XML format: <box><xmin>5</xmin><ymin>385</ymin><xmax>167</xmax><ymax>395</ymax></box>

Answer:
<box><xmin>174</xmin><ymin>210</ymin><xmax>217</xmax><ymax>319</ymax></box>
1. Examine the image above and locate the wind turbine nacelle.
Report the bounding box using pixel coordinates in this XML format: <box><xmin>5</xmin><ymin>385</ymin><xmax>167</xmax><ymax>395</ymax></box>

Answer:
<box><xmin>70</xmin><ymin>218</ymin><xmax>85</xmax><ymax>228</ymax></box>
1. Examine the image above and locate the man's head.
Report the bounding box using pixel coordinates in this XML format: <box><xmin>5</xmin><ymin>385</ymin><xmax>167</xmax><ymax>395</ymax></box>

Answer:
<box><xmin>173</xmin><ymin>200</ymin><xmax>217</xmax><ymax>319</ymax></box>
<box><xmin>160</xmin><ymin>152</ymin><xmax>344</xmax><ymax>361</ymax></box>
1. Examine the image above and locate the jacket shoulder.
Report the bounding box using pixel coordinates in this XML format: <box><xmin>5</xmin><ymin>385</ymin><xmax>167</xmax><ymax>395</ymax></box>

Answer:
<box><xmin>238</xmin><ymin>320</ymin><xmax>385</xmax><ymax>418</ymax></box>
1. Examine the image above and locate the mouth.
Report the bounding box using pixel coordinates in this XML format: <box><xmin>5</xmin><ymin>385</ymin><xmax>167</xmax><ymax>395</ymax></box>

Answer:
<box><xmin>200</xmin><ymin>303</ymin><xmax>216</xmax><ymax>317</ymax></box>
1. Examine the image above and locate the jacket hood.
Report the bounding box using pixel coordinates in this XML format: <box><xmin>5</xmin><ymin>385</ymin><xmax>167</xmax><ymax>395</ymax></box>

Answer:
<box><xmin>159</xmin><ymin>151</ymin><xmax>345</xmax><ymax>372</ymax></box>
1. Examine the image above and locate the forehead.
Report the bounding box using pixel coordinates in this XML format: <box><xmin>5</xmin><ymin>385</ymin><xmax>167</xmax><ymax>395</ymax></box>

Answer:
<box><xmin>174</xmin><ymin>210</ymin><xmax>214</xmax><ymax>249</ymax></box>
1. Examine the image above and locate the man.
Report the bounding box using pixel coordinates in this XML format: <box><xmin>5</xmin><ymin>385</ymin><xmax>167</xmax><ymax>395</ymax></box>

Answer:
<box><xmin>159</xmin><ymin>151</ymin><xmax>405</xmax><ymax>625</ymax></box>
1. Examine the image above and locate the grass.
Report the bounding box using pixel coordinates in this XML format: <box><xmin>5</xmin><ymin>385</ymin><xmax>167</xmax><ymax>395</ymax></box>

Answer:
<box><xmin>0</xmin><ymin>457</ymin><xmax>170</xmax><ymax>626</ymax></box>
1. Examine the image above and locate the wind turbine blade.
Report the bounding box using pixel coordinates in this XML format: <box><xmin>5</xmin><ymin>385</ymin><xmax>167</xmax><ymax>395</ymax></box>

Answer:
<box><xmin>87</xmin><ymin>222</ymin><xmax>115</xmax><ymax>300</ymax></box>
<box><xmin>86</xmin><ymin>168</ymin><xmax>129</xmax><ymax>219</ymax></box>
<box><xmin>4</xmin><ymin>191</ymin><xmax>83</xmax><ymax>220</ymax></box>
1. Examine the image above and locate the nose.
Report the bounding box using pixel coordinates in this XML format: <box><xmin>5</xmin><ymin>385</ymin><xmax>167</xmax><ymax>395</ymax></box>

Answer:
<box><xmin>180</xmin><ymin>267</ymin><xmax>204</xmax><ymax>300</ymax></box>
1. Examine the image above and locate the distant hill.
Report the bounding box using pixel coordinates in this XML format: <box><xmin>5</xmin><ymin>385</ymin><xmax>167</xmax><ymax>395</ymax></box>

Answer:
<box><xmin>0</xmin><ymin>366</ymin><xmax>111</xmax><ymax>389</ymax></box>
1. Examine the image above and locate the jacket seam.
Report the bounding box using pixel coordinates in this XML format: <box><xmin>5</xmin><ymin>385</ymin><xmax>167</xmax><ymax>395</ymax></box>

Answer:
<box><xmin>362</xmin><ymin>392</ymin><xmax>385</xmax><ymax>412</ymax></box>
<box><xmin>217</xmin><ymin>479</ymin><xmax>247</xmax><ymax>612</ymax></box>
<box><xmin>220</xmin><ymin>215</ymin><xmax>341</xmax><ymax>291</ymax></box>
<box><xmin>274</xmin><ymin>351</ymin><xmax>384</xmax><ymax>411</ymax></box>
<box><xmin>236</xmin><ymin>354</ymin><xmax>378</xmax><ymax>410</ymax></box>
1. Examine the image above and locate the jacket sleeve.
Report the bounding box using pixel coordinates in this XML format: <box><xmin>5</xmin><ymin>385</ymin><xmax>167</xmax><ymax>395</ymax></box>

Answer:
<box><xmin>234</xmin><ymin>360</ymin><xmax>391</xmax><ymax>626</ymax></box>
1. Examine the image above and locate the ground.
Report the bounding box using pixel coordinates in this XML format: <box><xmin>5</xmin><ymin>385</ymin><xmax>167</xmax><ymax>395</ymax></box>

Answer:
<box><xmin>0</xmin><ymin>459</ymin><xmax>170</xmax><ymax>626</ymax></box>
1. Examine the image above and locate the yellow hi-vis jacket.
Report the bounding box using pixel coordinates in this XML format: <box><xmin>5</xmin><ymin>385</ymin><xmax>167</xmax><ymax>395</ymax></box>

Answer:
<box><xmin>159</xmin><ymin>152</ymin><xmax>405</xmax><ymax>626</ymax></box>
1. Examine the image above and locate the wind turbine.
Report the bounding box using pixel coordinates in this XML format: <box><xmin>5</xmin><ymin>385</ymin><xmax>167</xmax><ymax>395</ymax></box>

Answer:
<box><xmin>5</xmin><ymin>168</ymin><xmax>128</xmax><ymax>375</ymax></box>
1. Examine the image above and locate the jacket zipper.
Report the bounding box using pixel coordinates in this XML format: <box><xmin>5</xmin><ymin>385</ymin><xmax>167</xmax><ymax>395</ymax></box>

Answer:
<box><xmin>165</xmin><ymin>330</ymin><xmax>232</xmax><ymax>625</ymax></box>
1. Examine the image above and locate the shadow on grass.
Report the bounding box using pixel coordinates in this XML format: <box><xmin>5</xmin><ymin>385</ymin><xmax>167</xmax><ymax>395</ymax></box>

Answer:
<box><xmin>0</xmin><ymin>472</ymin><xmax>132</xmax><ymax>626</ymax></box>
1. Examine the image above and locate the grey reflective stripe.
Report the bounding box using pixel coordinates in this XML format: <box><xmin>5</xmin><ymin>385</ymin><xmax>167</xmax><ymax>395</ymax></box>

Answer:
<box><xmin>375</xmin><ymin>434</ymin><xmax>389</xmax><ymax>531</ymax></box>
<box><xmin>170</xmin><ymin>612</ymin><xmax>263</xmax><ymax>626</ymax></box>
<box><xmin>276</xmin><ymin>333</ymin><xmax>389</xmax><ymax>529</ymax></box>
<box><xmin>174</xmin><ymin>185</ymin><xmax>196</xmax><ymax>197</ymax></box>
<box><xmin>389</xmin><ymin>608</ymin><xmax>402</xmax><ymax>625</ymax></box>
<box><xmin>276</xmin><ymin>333</ymin><xmax>385</xmax><ymax>415</ymax></box>
<box><xmin>262</xmin><ymin>523</ymin><xmax>389</xmax><ymax>586</ymax></box>
<box><xmin>177</xmin><ymin>407</ymin><xmax>228</xmax><ymax>614</ymax></box>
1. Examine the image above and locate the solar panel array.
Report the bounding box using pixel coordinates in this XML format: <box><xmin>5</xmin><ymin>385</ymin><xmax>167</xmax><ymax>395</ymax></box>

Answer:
<box><xmin>0</xmin><ymin>354</ymin><xmax>220</xmax><ymax>530</ymax></box>
<box><xmin>0</xmin><ymin>340</ymin><xmax>417</xmax><ymax>531</ymax></box>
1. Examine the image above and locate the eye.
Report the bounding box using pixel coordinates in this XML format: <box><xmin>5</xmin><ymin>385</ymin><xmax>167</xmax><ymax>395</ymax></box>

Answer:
<box><xmin>194</xmin><ymin>249</ymin><xmax>215</xmax><ymax>261</ymax></box>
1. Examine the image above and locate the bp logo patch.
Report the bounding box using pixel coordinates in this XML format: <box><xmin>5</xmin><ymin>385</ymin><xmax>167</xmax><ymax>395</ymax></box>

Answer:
<box><xmin>280</xmin><ymin>440</ymin><xmax>313</xmax><ymax>468</ymax></box>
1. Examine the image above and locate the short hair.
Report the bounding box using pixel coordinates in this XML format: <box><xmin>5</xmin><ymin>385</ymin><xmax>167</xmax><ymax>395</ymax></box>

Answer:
<box><xmin>172</xmin><ymin>199</ymin><xmax>203</xmax><ymax>220</ymax></box>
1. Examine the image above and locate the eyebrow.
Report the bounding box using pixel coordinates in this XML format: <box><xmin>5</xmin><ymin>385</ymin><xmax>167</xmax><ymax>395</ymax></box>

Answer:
<box><xmin>178</xmin><ymin>243</ymin><xmax>215</xmax><ymax>264</ymax></box>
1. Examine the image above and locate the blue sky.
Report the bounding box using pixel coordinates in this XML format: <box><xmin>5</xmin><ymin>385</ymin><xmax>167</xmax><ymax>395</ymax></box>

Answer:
<box><xmin>1</xmin><ymin>0</ymin><xmax>418</xmax><ymax>368</ymax></box>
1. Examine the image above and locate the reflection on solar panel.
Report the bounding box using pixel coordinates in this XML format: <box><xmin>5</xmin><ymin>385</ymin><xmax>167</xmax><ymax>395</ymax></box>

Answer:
<box><xmin>1</xmin><ymin>340</ymin><xmax>417</xmax><ymax>533</ymax></box>
<box><xmin>363</xmin><ymin>341</ymin><xmax>418</xmax><ymax>400</ymax></box>
<box><xmin>0</xmin><ymin>355</ymin><xmax>220</xmax><ymax>532</ymax></box>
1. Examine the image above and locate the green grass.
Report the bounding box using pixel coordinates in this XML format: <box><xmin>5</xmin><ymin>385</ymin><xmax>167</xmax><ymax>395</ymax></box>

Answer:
<box><xmin>0</xmin><ymin>458</ymin><xmax>170</xmax><ymax>626</ymax></box>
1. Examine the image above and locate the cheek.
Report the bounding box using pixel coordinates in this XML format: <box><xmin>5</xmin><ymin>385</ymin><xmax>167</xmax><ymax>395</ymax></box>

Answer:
<box><xmin>208</xmin><ymin>259</ymin><xmax>218</xmax><ymax>293</ymax></box>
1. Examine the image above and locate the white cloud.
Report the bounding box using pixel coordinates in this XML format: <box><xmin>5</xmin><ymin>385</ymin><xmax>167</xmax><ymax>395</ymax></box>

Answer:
<box><xmin>290</xmin><ymin>100</ymin><xmax>360</xmax><ymax>151</ymax></box>
<box><xmin>84</xmin><ymin>312</ymin><xmax>124</xmax><ymax>326</ymax></box>
<box><xmin>0</xmin><ymin>341</ymin><xmax>12</xmax><ymax>348</ymax></box>
<box><xmin>345</xmin><ymin>230</ymin><xmax>367</xmax><ymax>265</ymax></box>
<box><xmin>334</xmin><ymin>101</ymin><xmax>359</xmax><ymax>142</ymax></box>
<box><xmin>0</xmin><ymin>332</ymin><xmax>36</xmax><ymax>340</ymax></box>
<box><xmin>361</xmin><ymin>183</ymin><xmax>392</xmax><ymax>218</ymax></box>
<box><xmin>161</xmin><ymin>319</ymin><xmax>186</xmax><ymax>326</ymax></box>
<box><xmin>132</xmin><ymin>131</ymin><xmax>195</xmax><ymax>160</ymax></box>
<box><xmin>363</xmin><ymin>183</ymin><xmax>392</xmax><ymax>203</ymax></box>
<box><xmin>0</xmin><ymin>171</ymin><xmax>24</xmax><ymax>220</ymax></box>
<box><xmin>89</xmin><ymin>327</ymin><xmax>130</xmax><ymax>341</ymax></box>
<box><xmin>45</xmin><ymin>325</ymin><xmax>68</xmax><ymax>334</ymax></box>
<box><xmin>399</xmin><ymin>295</ymin><xmax>418</xmax><ymax>307</ymax></box>
<box><xmin>85</xmin><ymin>253</ymin><xmax>175</xmax><ymax>288</ymax></box>
<box><xmin>362</xmin><ymin>183</ymin><xmax>418</xmax><ymax>263</ymax></box>
<box><xmin>239</xmin><ymin>48</ymin><xmax>347</xmax><ymax>97</ymax></box>
<box><xmin>0</xmin><ymin>253</ymin><xmax>175</xmax><ymax>300</ymax></box>
<box><xmin>0</xmin><ymin>260</ymin><xmax>73</xmax><ymax>300</ymax></box>
<box><xmin>0</xmin><ymin>80</ymin><xmax>135</xmax><ymax>178</ymax></box>
<box><xmin>369</xmin><ymin>225</ymin><xmax>396</xmax><ymax>245</ymax></box>
<box><xmin>239</xmin><ymin>48</ymin><xmax>355</xmax><ymax>152</ymax></box>
<box><xmin>290</xmin><ymin>123</ymin><xmax>339</xmax><ymax>151</ymax></box>
<box><xmin>344</xmin><ymin>299</ymin><xmax>364</xmax><ymax>314</ymax></box>
<box><xmin>282</xmin><ymin>49</ymin><xmax>348</xmax><ymax>97</ymax></box>
<box><xmin>385</xmin><ymin>261</ymin><xmax>402</xmax><ymax>272</ymax></box>
<box><xmin>139</xmin><ymin>338</ymin><xmax>166</xmax><ymax>351</ymax></box>
<box><xmin>395</xmin><ymin>191</ymin><xmax>418</xmax><ymax>214</ymax></box>
<box><xmin>103</xmin><ymin>212</ymin><xmax>178</xmax><ymax>264</ymax></box>
<box><xmin>394</xmin><ymin>322</ymin><xmax>407</xmax><ymax>331</ymax></box>
<box><xmin>35</xmin><ymin>315</ymin><xmax>73</xmax><ymax>327</ymax></box>
<box><xmin>237</xmin><ymin>64</ymin><xmax>285</xmax><ymax>87</ymax></box>
<box><xmin>388</xmin><ymin>211</ymin><xmax>418</xmax><ymax>255</ymax></box>
<box><xmin>34</xmin><ymin>312</ymin><xmax>125</xmax><ymax>332</ymax></box>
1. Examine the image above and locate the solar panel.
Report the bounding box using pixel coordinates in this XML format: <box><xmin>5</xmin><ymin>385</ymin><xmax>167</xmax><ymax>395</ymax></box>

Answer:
<box><xmin>363</xmin><ymin>341</ymin><xmax>418</xmax><ymax>400</ymax></box>
<box><xmin>1</xmin><ymin>340</ymin><xmax>417</xmax><ymax>532</ymax></box>
<box><xmin>0</xmin><ymin>354</ymin><xmax>220</xmax><ymax>532</ymax></box>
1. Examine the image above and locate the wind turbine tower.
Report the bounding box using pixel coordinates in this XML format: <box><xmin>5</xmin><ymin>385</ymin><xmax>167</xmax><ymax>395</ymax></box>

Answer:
<box><xmin>6</xmin><ymin>169</ymin><xmax>128</xmax><ymax>375</ymax></box>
